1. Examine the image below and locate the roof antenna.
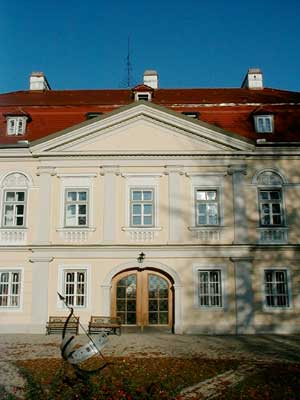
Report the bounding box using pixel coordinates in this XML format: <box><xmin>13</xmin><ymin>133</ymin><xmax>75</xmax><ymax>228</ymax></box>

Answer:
<box><xmin>119</xmin><ymin>36</ymin><xmax>135</xmax><ymax>88</ymax></box>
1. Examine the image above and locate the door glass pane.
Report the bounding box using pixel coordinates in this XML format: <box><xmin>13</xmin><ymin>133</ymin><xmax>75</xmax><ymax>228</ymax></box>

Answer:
<box><xmin>116</xmin><ymin>274</ymin><xmax>136</xmax><ymax>325</ymax></box>
<box><xmin>148</xmin><ymin>274</ymin><xmax>169</xmax><ymax>325</ymax></box>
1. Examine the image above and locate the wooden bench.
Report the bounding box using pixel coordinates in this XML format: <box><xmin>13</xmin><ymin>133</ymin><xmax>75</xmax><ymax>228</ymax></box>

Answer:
<box><xmin>88</xmin><ymin>316</ymin><xmax>121</xmax><ymax>335</ymax></box>
<box><xmin>46</xmin><ymin>315</ymin><xmax>79</xmax><ymax>335</ymax></box>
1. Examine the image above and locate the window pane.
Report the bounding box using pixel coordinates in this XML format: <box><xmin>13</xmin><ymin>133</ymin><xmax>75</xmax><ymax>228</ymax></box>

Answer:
<box><xmin>132</xmin><ymin>204</ymin><xmax>141</xmax><ymax>215</ymax></box>
<box><xmin>132</xmin><ymin>216</ymin><xmax>141</xmax><ymax>225</ymax></box>
<box><xmin>67</xmin><ymin>192</ymin><xmax>77</xmax><ymax>201</ymax></box>
<box><xmin>207</xmin><ymin>191</ymin><xmax>217</xmax><ymax>200</ymax></box>
<box><xmin>143</xmin><ymin>204</ymin><xmax>152</xmax><ymax>215</ymax></box>
<box><xmin>78</xmin><ymin>216</ymin><xmax>86</xmax><ymax>225</ymax></box>
<box><xmin>16</xmin><ymin>192</ymin><xmax>25</xmax><ymax>202</ymax></box>
<box><xmin>16</xmin><ymin>217</ymin><xmax>24</xmax><ymax>226</ymax></box>
<box><xmin>132</xmin><ymin>191</ymin><xmax>141</xmax><ymax>201</ymax></box>
<box><xmin>6</xmin><ymin>192</ymin><xmax>15</xmax><ymax>201</ymax></box>
<box><xmin>143</xmin><ymin>191</ymin><xmax>152</xmax><ymax>201</ymax></box>
<box><xmin>67</xmin><ymin>205</ymin><xmax>76</xmax><ymax>216</ymax></box>
<box><xmin>16</xmin><ymin>205</ymin><xmax>24</xmax><ymax>215</ymax></box>
<box><xmin>78</xmin><ymin>192</ymin><xmax>87</xmax><ymax>201</ymax></box>
<box><xmin>196</xmin><ymin>191</ymin><xmax>206</xmax><ymax>200</ymax></box>
<box><xmin>270</xmin><ymin>191</ymin><xmax>280</xmax><ymax>200</ymax></box>
<box><xmin>143</xmin><ymin>216</ymin><xmax>152</xmax><ymax>225</ymax></box>
<box><xmin>78</xmin><ymin>205</ymin><xmax>86</xmax><ymax>215</ymax></box>
<box><xmin>260</xmin><ymin>191</ymin><xmax>269</xmax><ymax>200</ymax></box>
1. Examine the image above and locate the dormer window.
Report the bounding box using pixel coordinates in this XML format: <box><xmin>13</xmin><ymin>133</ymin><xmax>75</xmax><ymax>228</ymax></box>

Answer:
<box><xmin>135</xmin><ymin>92</ymin><xmax>151</xmax><ymax>101</ymax></box>
<box><xmin>254</xmin><ymin>115</ymin><xmax>274</xmax><ymax>133</ymax></box>
<box><xmin>86</xmin><ymin>112</ymin><xmax>103</xmax><ymax>120</ymax></box>
<box><xmin>182</xmin><ymin>112</ymin><xmax>199</xmax><ymax>119</ymax></box>
<box><xmin>6</xmin><ymin>116</ymin><xmax>27</xmax><ymax>136</ymax></box>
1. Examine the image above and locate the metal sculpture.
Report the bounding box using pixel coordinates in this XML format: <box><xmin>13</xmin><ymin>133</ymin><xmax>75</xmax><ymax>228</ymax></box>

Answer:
<box><xmin>57</xmin><ymin>292</ymin><xmax>109</xmax><ymax>373</ymax></box>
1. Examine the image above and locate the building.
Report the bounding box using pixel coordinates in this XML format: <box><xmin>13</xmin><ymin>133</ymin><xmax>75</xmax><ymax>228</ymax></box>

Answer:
<box><xmin>0</xmin><ymin>69</ymin><xmax>300</xmax><ymax>334</ymax></box>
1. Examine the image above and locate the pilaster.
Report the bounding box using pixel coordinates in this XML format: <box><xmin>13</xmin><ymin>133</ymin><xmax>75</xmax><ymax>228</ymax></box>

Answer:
<box><xmin>100</xmin><ymin>166</ymin><xmax>120</xmax><ymax>242</ymax></box>
<box><xmin>165</xmin><ymin>165</ymin><xmax>184</xmax><ymax>242</ymax></box>
<box><xmin>228</xmin><ymin>165</ymin><xmax>248</xmax><ymax>244</ymax></box>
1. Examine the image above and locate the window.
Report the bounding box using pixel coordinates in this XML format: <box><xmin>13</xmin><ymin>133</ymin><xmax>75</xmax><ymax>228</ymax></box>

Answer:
<box><xmin>130</xmin><ymin>189</ymin><xmax>154</xmax><ymax>227</ymax></box>
<box><xmin>254</xmin><ymin>115</ymin><xmax>274</xmax><ymax>133</ymax></box>
<box><xmin>0</xmin><ymin>271</ymin><xmax>21</xmax><ymax>307</ymax></box>
<box><xmin>198</xmin><ymin>270</ymin><xmax>222</xmax><ymax>307</ymax></box>
<box><xmin>2</xmin><ymin>191</ymin><xmax>26</xmax><ymax>227</ymax></box>
<box><xmin>6</xmin><ymin>117</ymin><xmax>27</xmax><ymax>136</ymax></box>
<box><xmin>64</xmin><ymin>270</ymin><xmax>86</xmax><ymax>307</ymax></box>
<box><xmin>182</xmin><ymin>112</ymin><xmax>199</xmax><ymax>119</ymax></box>
<box><xmin>264</xmin><ymin>270</ymin><xmax>289</xmax><ymax>308</ymax></box>
<box><xmin>135</xmin><ymin>93</ymin><xmax>151</xmax><ymax>101</ymax></box>
<box><xmin>86</xmin><ymin>112</ymin><xmax>102</xmax><ymax>120</ymax></box>
<box><xmin>259</xmin><ymin>189</ymin><xmax>283</xmax><ymax>226</ymax></box>
<box><xmin>195</xmin><ymin>190</ymin><xmax>219</xmax><ymax>226</ymax></box>
<box><xmin>65</xmin><ymin>190</ymin><xmax>88</xmax><ymax>227</ymax></box>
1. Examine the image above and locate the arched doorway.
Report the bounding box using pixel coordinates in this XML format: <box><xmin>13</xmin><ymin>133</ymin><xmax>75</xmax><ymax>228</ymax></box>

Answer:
<box><xmin>111</xmin><ymin>269</ymin><xmax>173</xmax><ymax>331</ymax></box>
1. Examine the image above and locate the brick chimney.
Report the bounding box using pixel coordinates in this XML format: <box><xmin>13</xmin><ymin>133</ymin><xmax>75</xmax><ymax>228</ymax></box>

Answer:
<box><xmin>143</xmin><ymin>70</ymin><xmax>159</xmax><ymax>89</ymax></box>
<box><xmin>29</xmin><ymin>72</ymin><xmax>51</xmax><ymax>90</ymax></box>
<box><xmin>241</xmin><ymin>68</ymin><xmax>263</xmax><ymax>89</ymax></box>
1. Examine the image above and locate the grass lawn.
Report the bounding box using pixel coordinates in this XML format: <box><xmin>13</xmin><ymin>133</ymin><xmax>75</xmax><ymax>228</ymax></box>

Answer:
<box><xmin>10</xmin><ymin>357</ymin><xmax>300</xmax><ymax>399</ymax></box>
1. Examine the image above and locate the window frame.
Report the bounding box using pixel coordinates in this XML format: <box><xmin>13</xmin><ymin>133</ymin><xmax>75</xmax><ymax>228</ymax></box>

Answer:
<box><xmin>2</xmin><ymin>189</ymin><xmax>27</xmax><ymax>228</ymax></box>
<box><xmin>6</xmin><ymin>116</ymin><xmax>27</xmax><ymax>136</ymax></box>
<box><xmin>263</xmin><ymin>269</ymin><xmax>291</xmax><ymax>310</ymax></box>
<box><xmin>195</xmin><ymin>188</ymin><xmax>220</xmax><ymax>227</ymax></box>
<box><xmin>254</xmin><ymin>115</ymin><xmax>274</xmax><ymax>133</ymax></box>
<box><xmin>258</xmin><ymin>188</ymin><xmax>284</xmax><ymax>227</ymax></box>
<box><xmin>134</xmin><ymin>92</ymin><xmax>151</xmax><ymax>101</ymax></box>
<box><xmin>64</xmin><ymin>269</ymin><xmax>87</xmax><ymax>308</ymax></box>
<box><xmin>0</xmin><ymin>270</ymin><xmax>22</xmax><ymax>309</ymax></box>
<box><xmin>130</xmin><ymin>187</ymin><xmax>155</xmax><ymax>228</ymax></box>
<box><xmin>64</xmin><ymin>188</ymin><xmax>89</xmax><ymax>228</ymax></box>
<box><xmin>197</xmin><ymin>269</ymin><xmax>223</xmax><ymax>308</ymax></box>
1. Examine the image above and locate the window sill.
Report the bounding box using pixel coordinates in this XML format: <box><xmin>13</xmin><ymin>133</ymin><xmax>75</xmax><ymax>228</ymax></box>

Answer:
<box><xmin>0</xmin><ymin>228</ymin><xmax>27</xmax><ymax>244</ymax></box>
<box><xmin>258</xmin><ymin>227</ymin><xmax>288</xmax><ymax>244</ymax></box>
<box><xmin>262</xmin><ymin>306</ymin><xmax>292</xmax><ymax>313</ymax></box>
<box><xmin>188</xmin><ymin>226</ymin><xmax>223</xmax><ymax>241</ymax></box>
<box><xmin>56</xmin><ymin>227</ymin><xmax>96</xmax><ymax>243</ymax></box>
<box><xmin>122</xmin><ymin>227</ymin><xmax>162</xmax><ymax>242</ymax></box>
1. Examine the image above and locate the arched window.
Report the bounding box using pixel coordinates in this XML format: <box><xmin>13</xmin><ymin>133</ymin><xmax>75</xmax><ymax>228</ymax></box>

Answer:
<box><xmin>1</xmin><ymin>173</ymin><xmax>29</xmax><ymax>228</ymax></box>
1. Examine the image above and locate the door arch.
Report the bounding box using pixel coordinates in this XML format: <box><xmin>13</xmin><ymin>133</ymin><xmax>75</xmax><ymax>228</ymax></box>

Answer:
<box><xmin>111</xmin><ymin>269</ymin><xmax>173</xmax><ymax>330</ymax></box>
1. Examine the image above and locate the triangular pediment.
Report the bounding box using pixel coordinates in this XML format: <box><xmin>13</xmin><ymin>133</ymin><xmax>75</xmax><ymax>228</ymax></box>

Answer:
<box><xmin>30</xmin><ymin>102</ymin><xmax>255</xmax><ymax>154</ymax></box>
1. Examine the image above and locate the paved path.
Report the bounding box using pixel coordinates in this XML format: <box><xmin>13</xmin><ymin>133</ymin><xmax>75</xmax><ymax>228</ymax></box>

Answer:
<box><xmin>1</xmin><ymin>333</ymin><xmax>300</xmax><ymax>398</ymax></box>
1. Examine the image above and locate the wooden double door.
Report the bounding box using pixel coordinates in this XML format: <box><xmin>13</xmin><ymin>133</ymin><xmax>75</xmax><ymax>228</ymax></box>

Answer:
<box><xmin>111</xmin><ymin>269</ymin><xmax>173</xmax><ymax>329</ymax></box>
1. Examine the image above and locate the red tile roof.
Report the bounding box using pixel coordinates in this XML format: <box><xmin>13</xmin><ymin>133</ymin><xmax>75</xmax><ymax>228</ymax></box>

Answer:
<box><xmin>0</xmin><ymin>87</ymin><xmax>300</xmax><ymax>144</ymax></box>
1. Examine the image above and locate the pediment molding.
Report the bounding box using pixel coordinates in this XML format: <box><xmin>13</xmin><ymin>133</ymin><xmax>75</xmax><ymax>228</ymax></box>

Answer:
<box><xmin>30</xmin><ymin>102</ymin><xmax>255</xmax><ymax>154</ymax></box>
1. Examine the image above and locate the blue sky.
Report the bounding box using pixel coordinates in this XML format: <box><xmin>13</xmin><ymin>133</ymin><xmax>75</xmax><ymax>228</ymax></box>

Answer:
<box><xmin>1</xmin><ymin>0</ymin><xmax>300</xmax><ymax>93</ymax></box>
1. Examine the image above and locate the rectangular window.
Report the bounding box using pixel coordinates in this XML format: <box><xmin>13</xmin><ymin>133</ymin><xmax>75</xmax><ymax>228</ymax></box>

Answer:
<box><xmin>198</xmin><ymin>270</ymin><xmax>222</xmax><ymax>307</ymax></box>
<box><xmin>65</xmin><ymin>190</ymin><xmax>88</xmax><ymax>227</ymax></box>
<box><xmin>254</xmin><ymin>115</ymin><xmax>274</xmax><ymax>133</ymax></box>
<box><xmin>130</xmin><ymin>189</ymin><xmax>154</xmax><ymax>227</ymax></box>
<box><xmin>195</xmin><ymin>189</ymin><xmax>219</xmax><ymax>226</ymax></box>
<box><xmin>64</xmin><ymin>270</ymin><xmax>86</xmax><ymax>307</ymax></box>
<box><xmin>3</xmin><ymin>191</ymin><xmax>26</xmax><ymax>227</ymax></box>
<box><xmin>264</xmin><ymin>270</ymin><xmax>289</xmax><ymax>308</ymax></box>
<box><xmin>7</xmin><ymin>117</ymin><xmax>27</xmax><ymax>136</ymax></box>
<box><xmin>259</xmin><ymin>189</ymin><xmax>283</xmax><ymax>226</ymax></box>
<box><xmin>0</xmin><ymin>271</ymin><xmax>21</xmax><ymax>307</ymax></box>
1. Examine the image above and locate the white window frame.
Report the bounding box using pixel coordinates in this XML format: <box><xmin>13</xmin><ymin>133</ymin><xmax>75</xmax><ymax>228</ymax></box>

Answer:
<box><xmin>122</xmin><ymin>174</ymin><xmax>162</xmax><ymax>230</ymax></box>
<box><xmin>195</xmin><ymin>188</ymin><xmax>220</xmax><ymax>226</ymax></box>
<box><xmin>134</xmin><ymin>92</ymin><xmax>152</xmax><ymax>101</ymax></box>
<box><xmin>0</xmin><ymin>269</ymin><xmax>22</xmax><ymax>310</ymax></box>
<box><xmin>193</xmin><ymin>264</ymin><xmax>226</xmax><ymax>310</ymax></box>
<box><xmin>130</xmin><ymin>187</ymin><xmax>154</xmax><ymax>227</ymax></box>
<box><xmin>254</xmin><ymin>115</ymin><xmax>274</xmax><ymax>133</ymax></box>
<box><xmin>258</xmin><ymin>188</ymin><xmax>284</xmax><ymax>227</ymax></box>
<box><xmin>2</xmin><ymin>190</ymin><xmax>27</xmax><ymax>228</ymax></box>
<box><xmin>64</xmin><ymin>189</ymin><xmax>89</xmax><ymax>227</ymax></box>
<box><xmin>262</xmin><ymin>268</ymin><xmax>292</xmax><ymax>311</ymax></box>
<box><xmin>57</xmin><ymin>175</ymin><xmax>96</xmax><ymax>230</ymax></box>
<box><xmin>6</xmin><ymin>116</ymin><xmax>27</xmax><ymax>136</ymax></box>
<box><xmin>58</xmin><ymin>265</ymin><xmax>90</xmax><ymax>309</ymax></box>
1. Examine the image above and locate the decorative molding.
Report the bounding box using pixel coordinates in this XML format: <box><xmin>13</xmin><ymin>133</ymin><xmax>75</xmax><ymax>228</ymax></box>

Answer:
<box><xmin>0</xmin><ymin>229</ymin><xmax>27</xmax><ymax>245</ymax></box>
<box><xmin>121</xmin><ymin>173</ymin><xmax>163</xmax><ymax>178</ymax></box>
<box><xmin>57</xmin><ymin>228</ymin><xmax>96</xmax><ymax>243</ymax></box>
<box><xmin>100</xmin><ymin>165</ymin><xmax>120</xmax><ymax>176</ymax></box>
<box><xmin>164</xmin><ymin>165</ymin><xmax>185</xmax><ymax>175</ymax></box>
<box><xmin>57</xmin><ymin>173</ymin><xmax>98</xmax><ymax>178</ymax></box>
<box><xmin>122</xmin><ymin>227</ymin><xmax>162</xmax><ymax>242</ymax></box>
<box><xmin>258</xmin><ymin>227</ymin><xmax>288</xmax><ymax>244</ymax></box>
<box><xmin>186</xmin><ymin>171</ymin><xmax>227</xmax><ymax>177</ymax></box>
<box><xmin>188</xmin><ymin>227</ymin><xmax>222</xmax><ymax>241</ymax></box>
<box><xmin>227</xmin><ymin>164</ymin><xmax>247</xmax><ymax>175</ymax></box>
<box><xmin>36</xmin><ymin>166</ymin><xmax>56</xmax><ymax>176</ymax></box>
<box><xmin>29</xmin><ymin>257</ymin><xmax>54</xmax><ymax>263</ymax></box>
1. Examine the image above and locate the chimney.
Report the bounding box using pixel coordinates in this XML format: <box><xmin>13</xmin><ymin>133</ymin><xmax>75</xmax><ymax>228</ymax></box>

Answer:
<box><xmin>241</xmin><ymin>68</ymin><xmax>263</xmax><ymax>89</ymax></box>
<box><xmin>143</xmin><ymin>70</ymin><xmax>159</xmax><ymax>89</ymax></box>
<box><xmin>29</xmin><ymin>72</ymin><xmax>51</xmax><ymax>90</ymax></box>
